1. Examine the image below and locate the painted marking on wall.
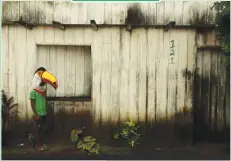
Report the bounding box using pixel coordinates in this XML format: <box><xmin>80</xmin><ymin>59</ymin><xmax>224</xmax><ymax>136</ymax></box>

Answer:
<box><xmin>170</xmin><ymin>40</ymin><xmax>175</xmax><ymax>64</ymax></box>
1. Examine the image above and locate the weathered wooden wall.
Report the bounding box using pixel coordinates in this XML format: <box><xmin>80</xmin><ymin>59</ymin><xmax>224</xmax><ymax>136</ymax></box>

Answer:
<box><xmin>2</xmin><ymin>1</ymin><xmax>229</xmax><ymax>144</ymax></box>
<box><xmin>194</xmin><ymin>48</ymin><xmax>230</xmax><ymax>138</ymax></box>
<box><xmin>37</xmin><ymin>45</ymin><xmax>92</xmax><ymax>97</ymax></box>
<box><xmin>3</xmin><ymin>1</ymin><xmax>216</xmax><ymax>25</ymax></box>
<box><xmin>2</xmin><ymin>25</ymin><xmax>229</xmax><ymax>125</ymax></box>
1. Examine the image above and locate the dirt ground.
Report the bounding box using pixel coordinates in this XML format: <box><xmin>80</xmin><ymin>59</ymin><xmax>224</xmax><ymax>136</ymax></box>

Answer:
<box><xmin>2</xmin><ymin>142</ymin><xmax>230</xmax><ymax>160</ymax></box>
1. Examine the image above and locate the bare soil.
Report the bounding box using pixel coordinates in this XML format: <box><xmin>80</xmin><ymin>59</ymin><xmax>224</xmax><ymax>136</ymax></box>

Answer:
<box><xmin>2</xmin><ymin>142</ymin><xmax>230</xmax><ymax>160</ymax></box>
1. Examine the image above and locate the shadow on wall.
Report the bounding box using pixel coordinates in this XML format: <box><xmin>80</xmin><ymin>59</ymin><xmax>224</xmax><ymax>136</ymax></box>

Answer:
<box><xmin>4</xmin><ymin>62</ymin><xmax>230</xmax><ymax>147</ymax></box>
<box><xmin>5</xmin><ymin>102</ymin><xmax>230</xmax><ymax>148</ymax></box>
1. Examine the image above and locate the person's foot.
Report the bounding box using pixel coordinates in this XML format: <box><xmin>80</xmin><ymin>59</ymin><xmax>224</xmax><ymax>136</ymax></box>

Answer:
<box><xmin>35</xmin><ymin>145</ymin><xmax>46</xmax><ymax>151</ymax></box>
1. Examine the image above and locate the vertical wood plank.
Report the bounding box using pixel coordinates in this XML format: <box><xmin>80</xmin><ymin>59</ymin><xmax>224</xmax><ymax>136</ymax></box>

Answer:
<box><xmin>70</xmin><ymin>3</ymin><xmax>78</xmax><ymax>24</ymax></box>
<box><xmin>119</xmin><ymin>28</ymin><xmax>130</xmax><ymax>122</ymax></box>
<box><xmin>120</xmin><ymin>3</ymin><xmax>128</xmax><ymax>25</ymax></box>
<box><xmin>155</xmin><ymin>29</ymin><xmax>165</xmax><ymax>121</ymax></box>
<box><xmin>26</xmin><ymin>28</ymin><xmax>36</xmax><ymax>119</ymax></box>
<box><xmin>177</xmin><ymin>30</ymin><xmax>188</xmax><ymax>112</ymax></box>
<box><xmin>45</xmin><ymin>1</ymin><xmax>54</xmax><ymax>24</ymax></box>
<box><xmin>185</xmin><ymin>30</ymin><xmax>196</xmax><ymax>116</ymax></box>
<box><xmin>164</xmin><ymin>1</ymin><xmax>175</xmax><ymax>24</ymax></box>
<box><xmin>62</xmin><ymin>2</ymin><xmax>71</xmax><ymax>24</ymax></box>
<box><xmin>104</xmin><ymin>3</ymin><xmax>112</xmax><ymax>24</ymax></box>
<box><xmin>137</xmin><ymin>29</ymin><xmax>147</xmax><ymax>122</ymax></box>
<box><xmin>101</xmin><ymin>28</ymin><xmax>111</xmax><ymax>124</ymax></box>
<box><xmin>201</xmin><ymin>50</ymin><xmax>211</xmax><ymax>130</ymax></box>
<box><xmin>17</xmin><ymin>27</ymin><xmax>27</xmax><ymax>120</ymax></box>
<box><xmin>156</xmin><ymin>1</ymin><xmax>165</xmax><ymax>25</ymax></box>
<box><xmin>65</xmin><ymin>46</ymin><xmax>76</xmax><ymax>96</ymax></box>
<box><xmin>167</xmin><ymin>29</ymin><xmax>178</xmax><ymax>121</ymax></box>
<box><xmin>2</xmin><ymin>26</ymin><xmax>9</xmax><ymax>92</ymax></box>
<box><xmin>48</xmin><ymin>46</ymin><xmax>57</xmax><ymax>97</ymax></box>
<box><xmin>53</xmin><ymin>1</ymin><xmax>63</xmax><ymax>23</ymax></box>
<box><xmin>75</xmin><ymin>47</ymin><xmax>84</xmax><ymax>96</ymax></box>
<box><xmin>110</xmin><ymin>28</ymin><xmax>120</xmax><ymax>124</ymax></box>
<box><xmin>174</xmin><ymin>1</ymin><xmax>183</xmax><ymax>25</ymax></box>
<box><xmin>129</xmin><ymin>30</ymin><xmax>138</xmax><ymax>122</ymax></box>
<box><xmin>56</xmin><ymin>46</ymin><xmax>65</xmax><ymax>96</ymax></box>
<box><xmin>8</xmin><ymin>26</ymin><xmax>18</xmax><ymax>109</ymax></box>
<box><xmin>83</xmin><ymin>47</ymin><xmax>92</xmax><ymax>96</ymax></box>
<box><xmin>92</xmin><ymin>29</ymin><xmax>103</xmax><ymax>124</ymax></box>
<box><xmin>148</xmin><ymin>2</ymin><xmax>156</xmax><ymax>25</ymax></box>
<box><xmin>162</xmin><ymin>29</ymin><xmax>169</xmax><ymax>121</ymax></box>
<box><xmin>147</xmin><ymin>29</ymin><xmax>158</xmax><ymax>125</ymax></box>
<box><xmin>210</xmin><ymin>51</ymin><xmax>218</xmax><ymax>131</ymax></box>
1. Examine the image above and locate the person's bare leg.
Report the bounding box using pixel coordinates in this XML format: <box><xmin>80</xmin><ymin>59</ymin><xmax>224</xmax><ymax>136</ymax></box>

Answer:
<box><xmin>35</xmin><ymin>124</ymin><xmax>44</xmax><ymax>150</ymax></box>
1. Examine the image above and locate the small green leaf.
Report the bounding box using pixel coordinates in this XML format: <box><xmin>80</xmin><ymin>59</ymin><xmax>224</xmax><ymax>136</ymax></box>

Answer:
<box><xmin>113</xmin><ymin>133</ymin><xmax>120</xmax><ymax>139</ymax></box>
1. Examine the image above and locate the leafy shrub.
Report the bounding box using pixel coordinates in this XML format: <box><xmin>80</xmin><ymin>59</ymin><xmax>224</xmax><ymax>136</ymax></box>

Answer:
<box><xmin>71</xmin><ymin>126</ymin><xmax>100</xmax><ymax>155</ymax></box>
<box><xmin>113</xmin><ymin>120</ymin><xmax>140</xmax><ymax>147</ymax></box>
<box><xmin>77</xmin><ymin>136</ymin><xmax>100</xmax><ymax>155</ymax></box>
<box><xmin>213</xmin><ymin>2</ymin><xmax>230</xmax><ymax>67</ymax></box>
<box><xmin>1</xmin><ymin>90</ymin><xmax>19</xmax><ymax>145</ymax></box>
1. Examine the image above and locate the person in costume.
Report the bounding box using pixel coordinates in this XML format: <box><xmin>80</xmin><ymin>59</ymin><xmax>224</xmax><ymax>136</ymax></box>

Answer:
<box><xmin>29</xmin><ymin>67</ymin><xmax>58</xmax><ymax>151</ymax></box>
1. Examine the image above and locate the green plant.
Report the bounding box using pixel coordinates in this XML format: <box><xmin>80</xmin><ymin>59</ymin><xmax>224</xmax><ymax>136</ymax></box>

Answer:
<box><xmin>213</xmin><ymin>2</ymin><xmax>230</xmax><ymax>67</ymax></box>
<box><xmin>113</xmin><ymin>120</ymin><xmax>140</xmax><ymax>147</ymax></box>
<box><xmin>71</xmin><ymin>126</ymin><xmax>100</xmax><ymax>155</ymax></box>
<box><xmin>77</xmin><ymin>136</ymin><xmax>100</xmax><ymax>155</ymax></box>
<box><xmin>1</xmin><ymin>90</ymin><xmax>19</xmax><ymax>145</ymax></box>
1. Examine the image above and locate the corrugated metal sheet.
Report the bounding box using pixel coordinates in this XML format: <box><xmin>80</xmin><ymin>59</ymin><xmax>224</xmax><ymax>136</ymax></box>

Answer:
<box><xmin>2</xmin><ymin>1</ymin><xmax>217</xmax><ymax>25</ymax></box>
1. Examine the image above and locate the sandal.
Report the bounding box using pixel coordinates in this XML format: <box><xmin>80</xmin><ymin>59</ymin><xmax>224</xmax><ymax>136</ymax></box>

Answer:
<box><xmin>35</xmin><ymin>146</ymin><xmax>46</xmax><ymax>152</ymax></box>
<box><xmin>43</xmin><ymin>144</ymin><xmax>49</xmax><ymax>151</ymax></box>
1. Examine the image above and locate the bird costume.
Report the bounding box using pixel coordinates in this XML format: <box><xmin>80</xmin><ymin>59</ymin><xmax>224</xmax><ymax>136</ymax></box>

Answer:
<box><xmin>31</xmin><ymin>67</ymin><xmax>58</xmax><ymax>95</ymax></box>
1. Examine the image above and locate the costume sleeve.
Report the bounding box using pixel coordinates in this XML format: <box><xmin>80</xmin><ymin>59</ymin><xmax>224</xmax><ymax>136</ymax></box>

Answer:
<box><xmin>29</xmin><ymin>90</ymin><xmax>36</xmax><ymax>100</ymax></box>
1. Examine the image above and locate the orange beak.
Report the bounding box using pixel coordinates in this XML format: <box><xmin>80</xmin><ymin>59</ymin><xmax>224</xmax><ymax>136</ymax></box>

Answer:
<box><xmin>41</xmin><ymin>71</ymin><xmax>58</xmax><ymax>89</ymax></box>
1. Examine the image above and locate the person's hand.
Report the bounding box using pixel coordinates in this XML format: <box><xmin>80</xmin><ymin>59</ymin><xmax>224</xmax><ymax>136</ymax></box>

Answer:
<box><xmin>35</xmin><ymin>115</ymin><xmax>40</xmax><ymax>120</ymax></box>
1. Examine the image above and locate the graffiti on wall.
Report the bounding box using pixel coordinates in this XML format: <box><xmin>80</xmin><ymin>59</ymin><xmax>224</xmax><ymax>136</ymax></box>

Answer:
<box><xmin>169</xmin><ymin>40</ymin><xmax>175</xmax><ymax>64</ymax></box>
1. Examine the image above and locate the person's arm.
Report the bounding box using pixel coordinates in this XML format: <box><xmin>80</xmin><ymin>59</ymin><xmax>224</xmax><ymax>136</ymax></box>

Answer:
<box><xmin>29</xmin><ymin>91</ymin><xmax>40</xmax><ymax>120</ymax></box>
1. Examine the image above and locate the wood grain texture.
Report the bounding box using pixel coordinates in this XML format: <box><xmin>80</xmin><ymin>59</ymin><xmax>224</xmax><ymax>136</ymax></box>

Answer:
<box><xmin>3</xmin><ymin>1</ymin><xmax>216</xmax><ymax>25</ymax></box>
<box><xmin>2</xmin><ymin>26</ymin><xmax>229</xmax><ymax>133</ymax></box>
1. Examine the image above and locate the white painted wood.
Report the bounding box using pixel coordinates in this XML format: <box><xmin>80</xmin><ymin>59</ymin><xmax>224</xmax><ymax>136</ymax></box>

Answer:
<box><xmin>8</xmin><ymin>26</ymin><xmax>18</xmax><ymax>109</ymax></box>
<box><xmin>26</xmin><ymin>28</ymin><xmax>37</xmax><ymax>119</ymax></box>
<box><xmin>155</xmin><ymin>29</ymin><xmax>165</xmax><ymax>120</ymax></box>
<box><xmin>185</xmin><ymin>30</ymin><xmax>196</xmax><ymax>112</ymax></box>
<box><xmin>148</xmin><ymin>2</ymin><xmax>156</xmax><ymax>25</ymax></box>
<box><xmin>16</xmin><ymin>27</ymin><xmax>27</xmax><ymax>120</ymax></box>
<box><xmin>3</xmin><ymin>25</ymin><xmax>229</xmax><ymax>127</ymax></box>
<box><xmin>119</xmin><ymin>28</ymin><xmax>130</xmax><ymax>122</ymax></box>
<box><xmin>37</xmin><ymin>45</ymin><xmax>91</xmax><ymax>97</ymax></box>
<box><xmin>65</xmin><ymin>46</ymin><xmax>76</xmax><ymax>96</ymax></box>
<box><xmin>164</xmin><ymin>1</ymin><xmax>175</xmax><ymax>24</ymax></box>
<box><xmin>3</xmin><ymin>1</ymin><xmax>216</xmax><ymax>25</ymax></box>
<box><xmin>83</xmin><ymin>47</ymin><xmax>92</xmax><ymax>96</ymax></box>
<box><xmin>156</xmin><ymin>2</ymin><xmax>165</xmax><ymax>25</ymax></box>
<box><xmin>176</xmin><ymin>30</ymin><xmax>188</xmax><ymax>112</ymax></box>
<box><xmin>162</xmin><ymin>29</ymin><xmax>169</xmax><ymax>121</ymax></box>
<box><xmin>167</xmin><ymin>29</ymin><xmax>179</xmax><ymax>121</ymax></box>
<box><xmin>147</xmin><ymin>29</ymin><xmax>158</xmax><ymax>124</ymax></box>
<box><xmin>137</xmin><ymin>29</ymin><xmax>147</xmax><ymax>122</ymax></box>
<box><xmin>91</xmin><ymin>29</ymin><xmax>103</xmax><ymax>124</ymax></box>
<box><xmin>129</xmin><ymin>29</ymin><xmax>139</xmax><ymax>122</ymax></box>
<box><xmin>2</xmin><ymin>26</ymin><xmax>9</xmax><ymax>93</ymax></box>
<box><xmin>174</xmin><ymin>1</ymin><xmax>183</xmax><ymax>25</ymax></box>
<box><xmin>48</xmin><ymin>46</ymin><xmax>57</xmax><ymax>97</ymax></box>
<box><xmin>202</xmin><ymin>49</ymin><xmax>212</xmax><ymax>125</ymax></box>
<box><xmin>110</xmin><ymin>28</ymin><xmax>120</xmax><ymax>124</ymax></box>
<box><xmin>210</xmin><ymin>51</ymin><xmax>217</xmax><ymax>131</ymax></box>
